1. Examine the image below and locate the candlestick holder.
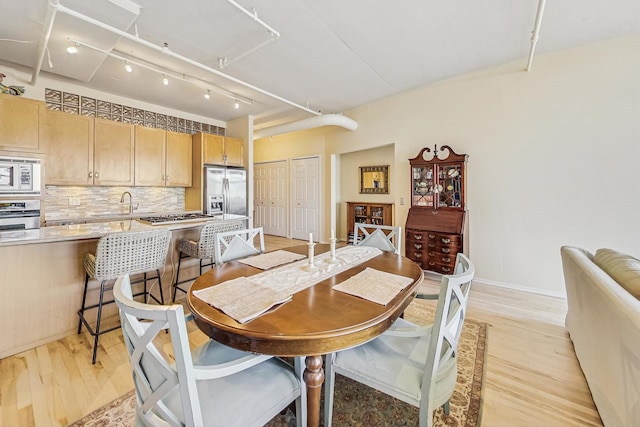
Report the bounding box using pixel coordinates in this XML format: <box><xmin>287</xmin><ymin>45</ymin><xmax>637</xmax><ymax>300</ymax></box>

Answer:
<box><xmin>304</xmin><ymin>242</ymin><xmax>319</xmax><ymax>271</ymax></box>
<box><xmin>326</xmin><ymin>237</ymin><xmax>339</xmax><ymax>264</ymax></box>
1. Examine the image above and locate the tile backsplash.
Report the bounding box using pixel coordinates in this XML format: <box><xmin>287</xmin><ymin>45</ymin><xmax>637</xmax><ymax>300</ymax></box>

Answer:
<box><xmin>44</xmin><ymin>186</ymin><xmax>185</xmax><ymax>222</ymax></box>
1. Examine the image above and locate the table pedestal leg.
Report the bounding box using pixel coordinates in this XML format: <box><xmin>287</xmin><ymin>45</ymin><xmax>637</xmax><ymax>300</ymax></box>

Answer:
<box><xmin>303</xmin><ymin>355</ymin><xmax>324</xmax><ymax>427</ymax></box>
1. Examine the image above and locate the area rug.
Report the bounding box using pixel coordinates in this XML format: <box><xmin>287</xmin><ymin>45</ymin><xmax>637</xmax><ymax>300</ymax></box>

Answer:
<box><xmin>68</xmin><ymin>299</ymin><xmax>487</xmax><ymax>427</ymax></box>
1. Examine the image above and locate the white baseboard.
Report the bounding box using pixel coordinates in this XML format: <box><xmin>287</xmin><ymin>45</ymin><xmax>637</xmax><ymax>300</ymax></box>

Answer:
<box><xmin>423</xmin><ymin>270</ymin><xmax>567</xmax><ymax>299</ymax></box>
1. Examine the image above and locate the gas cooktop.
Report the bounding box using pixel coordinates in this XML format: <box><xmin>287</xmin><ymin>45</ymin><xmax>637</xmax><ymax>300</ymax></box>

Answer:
<box><xmin>137</xmin><ymin>213</ymin><xmax>217</xmax><ymax>225</ymax></box>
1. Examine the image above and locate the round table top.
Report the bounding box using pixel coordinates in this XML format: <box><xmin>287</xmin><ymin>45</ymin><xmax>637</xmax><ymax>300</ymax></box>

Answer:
<box><xmin>187</xmin><ymin>244</ymin><xmax>424</xmax><ymax>356</ymax></box>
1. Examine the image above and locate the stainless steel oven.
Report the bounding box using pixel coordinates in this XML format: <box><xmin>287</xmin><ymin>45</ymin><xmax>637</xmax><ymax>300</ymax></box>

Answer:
<box><xmin>0</xmin><ymin>156</ymin><xmax>41</xmax><ymax>195</ymax></box>
<box><xmin>0</xmin><ymin>200</ymin><xmax>41</xmax><ymax>232</ymax></box>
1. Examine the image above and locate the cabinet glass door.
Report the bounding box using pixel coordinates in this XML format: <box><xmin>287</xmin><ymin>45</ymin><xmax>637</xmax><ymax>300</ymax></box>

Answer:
<box><xmin>436</xmin><ymin>165</ymin><xmax>463</xmax><ymax>208</ymax></box>
<box><xmin>412</xmin><ymin>166</ymin><xmax>434</xmax><ymax>207</ymax></box>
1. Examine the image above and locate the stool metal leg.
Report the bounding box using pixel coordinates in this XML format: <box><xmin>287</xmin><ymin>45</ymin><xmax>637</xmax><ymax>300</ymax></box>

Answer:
<box><xmin>143</xmin><ymin>272</ymin><xmax>148</xmax><ymax>303</ymax></box>
<box><xmin>91</xmin><ymin>279</ymin><xmax>107</xmax><ymax>364</ymax></box>
<box><xmin>173</xmin><ymin>253</ymin><xmax>185</xmax><ymax>302</ymax></box>
<box><xmin>156</xmin><ymin>269</ymin><xmax>164</xmax><ymax>304</ymax></box>
<box><xmin>78</xmin><ymin>274</ymin><xmax>90</xmax><ymax>334</ymax></box>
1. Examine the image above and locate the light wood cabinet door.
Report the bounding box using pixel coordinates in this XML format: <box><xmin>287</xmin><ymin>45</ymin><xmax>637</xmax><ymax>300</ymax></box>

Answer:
<box><xmin>41</xmin><ymin>110</ymin><xmax>94</xmax><ymax>185</ymax></box>
<box><xmin>203</xmin><ymin>134</ymin><xmax>225</xmax><ymax>165</ymax></box>
<box><xmin>0</xmin><ymin>94</ymin><xmax>41</xmax><ymax>152</ymax></box>
<box><xmin>166</xmin><ymin>131</ymin><xmax>192</xmax><ymax>187</ymax></box>
<box><xmin>225</xmin><ymin>137</ymin><xmax>244</xmax><ymax>167</ymax></box>
<box><xmin>134</xmin><ymin>125</ymin><xmax>166</xmax><ymax>186</ymax></box>
<box><xmin>94</xmin><ymin>119</ymin><xmax>134</xmax><ymax>186</ymax></box>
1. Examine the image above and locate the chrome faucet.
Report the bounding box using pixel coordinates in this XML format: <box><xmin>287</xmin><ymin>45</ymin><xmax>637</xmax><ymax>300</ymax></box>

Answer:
<box><xmin>120</xmin><ymin>191</ymin><xmax>138</xmax><ymax>214</ymax></box>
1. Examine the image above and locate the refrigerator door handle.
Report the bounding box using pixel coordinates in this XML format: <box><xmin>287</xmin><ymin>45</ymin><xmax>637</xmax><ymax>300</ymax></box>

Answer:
<box><xmin>223</xmin><ymin>178</ymin><xmax>230</xmax><ymax>215</ymax></box>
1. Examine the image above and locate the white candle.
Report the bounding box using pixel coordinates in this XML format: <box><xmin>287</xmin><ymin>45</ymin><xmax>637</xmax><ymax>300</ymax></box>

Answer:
<box><xmin>331</xmin><ymin>229</ymin><xmax>335</xmax><ymax>239</ymax></box>
<box><xmin>309</xmin><ymin>232</ymin><xmax>313</xmax><ymax>244</ymax></box>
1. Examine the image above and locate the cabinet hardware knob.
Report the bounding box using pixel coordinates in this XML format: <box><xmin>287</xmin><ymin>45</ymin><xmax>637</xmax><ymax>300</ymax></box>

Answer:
<box><xmin>442</xmin><ymin>248</ymin><xmax>450</xmax><ymax>253</ymax></box>
<box><xmin>442</xmin><ymin>267</ymin><xmax>451</xmax><ymax>272</ymax></box>
<box><xmin>414</xmin><ymin>253</ymin><xmax>422</xmax><ymax>258</ymax></box>
<box><xmin>428</xmin><ymin>234</ymin><xmax>435</xmax><ymax>239</ymax></box>
<box><xmin>443</xmin><ymin>257</ymin><xmax>451</xmax><ymax>262</ymax></box>
<box><xmin>414</xmin><ymin>243</ymin><xmax>422</xmax><ymax>249</ymax></box>
<box><xmin>414</xmin><ymin>235</ymin><xmax>422</xmax><ymax>240</ymax></box>
<box><xmin>428</xmin><ymin>262</ymin><xmax>436</xmax><ymax>266</ymax></box>
<box><xmin>442</xmin><ymin>238</ymin><xmax>451</xmax><ymax>244</ymax></box>
<box><xmin>88</xmin><ymin>172</ymin><xmax>93</xmax><ymax>178</ymax></box>
<box><xmin>428</xmin><ymin>243</ymin><xmax>435</xmax><ymax>248</ymax></box>
<box><xmin>95</xmin><ymin>172</ymin><xmax>99</xmax><ymax>178</ymax></box>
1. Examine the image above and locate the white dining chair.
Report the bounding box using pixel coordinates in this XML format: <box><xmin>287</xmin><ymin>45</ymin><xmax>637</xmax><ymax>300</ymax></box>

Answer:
<box><xmin>354</xmin><ymin>223</ymin><xmax>402</xmax><ymax>255</ymax></box>
<box><xmin>113</xmin><ymin>274</ymin><xmax>307</xmax><ymax>427</ymax></box>
<box><xmin>324</xmin><ymin>253</ymin><xmax>475</xmax><ymax>427</ymax></box>
<box><xmin>214</xmin><ymin>227</ymin><xmax>266</xmax><ymax>266</ymax></box>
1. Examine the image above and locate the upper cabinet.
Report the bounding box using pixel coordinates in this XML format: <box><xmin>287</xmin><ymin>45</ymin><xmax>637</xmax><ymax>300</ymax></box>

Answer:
<box><xmin>134</xmin><ymin>125</ymin><xmax>166</xmax><ymax>186</ymax></box>
<box><xmin>165</xmin><ymin>131</ymin><xmax>192</xmax><ymax>187</ymax></box>
<box><xmin>93</xmin><ymin>119</ymin><xmax>135</xmax><ymax>186</ymax></box>
<box><xmin>134</xmin><ymin>126</ymin><xmax>192</xmax><ymax>187</ymax></box>
<box><xmin>199</xmin><ymin>133</ymin><xmax>244</xmax><ymax>166</ymax></box>
<box><xmin>224</xmin><ymin>136</ymin><xmax>243</xmax><ymax>167</ymax></box>
<box><xmin>43</xmin><ymin>115</ymin><xmax>134</xmax><ymax>186</ymax></box>
<box><xmin>41</xmin><ymin>110</ymin><xmax>94</xmax><ymax>185</ymax></box>
<box><xmin>0</xmin><ymin>94</ymin><xmax>42</xmax><ymax>152</ymax></box>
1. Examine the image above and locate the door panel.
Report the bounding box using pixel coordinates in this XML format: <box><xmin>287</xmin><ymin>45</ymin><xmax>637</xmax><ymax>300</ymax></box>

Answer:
<box><xmin>291</xmin><ymin>157</ymin><xmax>320</xmax><ymax>241</ymax></box>
<box><xmin>254</xmin><ymin>161</ymin><xmax>287</xmax><ymax>237</ymax></box>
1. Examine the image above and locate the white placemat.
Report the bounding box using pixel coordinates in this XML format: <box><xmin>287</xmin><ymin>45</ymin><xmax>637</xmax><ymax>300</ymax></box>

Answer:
<box><xmin>193</xmin><ymin>276</ymin><xmax>292</xmax><ymax>324</ymax></box>
<box><xmin>238</xmin><ymin>250</ymin><xmax>306</xmax><ymax>270</ymax></box>
<box><xmin>333</xmin><ymin>267</ymin><xmax>414</xmax><ymax>305</ymax></box>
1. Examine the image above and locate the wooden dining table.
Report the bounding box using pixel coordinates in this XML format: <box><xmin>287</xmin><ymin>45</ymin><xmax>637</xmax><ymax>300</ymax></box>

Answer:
<box><xmin>187</xmin><ymin>243</ymin><xmax>424</xmax><ymax>427</ymax></box>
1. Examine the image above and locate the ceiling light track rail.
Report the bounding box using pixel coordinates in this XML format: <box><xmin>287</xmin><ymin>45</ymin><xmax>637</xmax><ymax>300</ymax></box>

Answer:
<box><xmin>71</xmin><ymin>38</ymin><xmax>254</xmax><ymax>105</ymax></box>
<box><xmin>40</xmin><ymin>0</ymin><xmax>320</xmax><ymax>116</ymax></box>
<box><xmin>31</xmin><ymin>0</ymin><xmax>60</xmax><ymax>85</ymax></box>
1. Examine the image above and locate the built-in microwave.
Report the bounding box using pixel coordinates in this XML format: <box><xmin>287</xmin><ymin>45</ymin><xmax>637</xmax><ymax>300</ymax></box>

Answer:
<box><xmin>0</xmin><ymin>156</ymin><xmax>41</xmax><ymax>195</ymax></box>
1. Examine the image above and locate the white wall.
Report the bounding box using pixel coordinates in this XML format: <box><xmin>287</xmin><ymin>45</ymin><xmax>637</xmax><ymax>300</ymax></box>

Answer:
<box><xmin>259</xmin><ymin>34</ymin><xmax>640</xmax><ymax>297</ymax></box>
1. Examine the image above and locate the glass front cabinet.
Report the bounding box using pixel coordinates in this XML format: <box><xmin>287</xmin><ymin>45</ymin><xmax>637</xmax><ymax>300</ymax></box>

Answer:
<box><xmin>406</xmin><ymin>145</ymin><xmax>468</xmax><ymax>274</ymax></box>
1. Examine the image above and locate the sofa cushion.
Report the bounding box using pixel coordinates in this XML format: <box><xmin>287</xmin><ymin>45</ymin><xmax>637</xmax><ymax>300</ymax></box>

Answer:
<box><xmin>593</xmin><ymin>248</ymin><xmax>640</xmax><ymax>299</ymax></box>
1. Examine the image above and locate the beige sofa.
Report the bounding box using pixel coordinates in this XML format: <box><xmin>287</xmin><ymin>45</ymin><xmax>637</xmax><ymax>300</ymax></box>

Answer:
<box><xmin>561</xmin><ymin>246</ymin><xmax>640</xmax><ymax>427</ymax></box>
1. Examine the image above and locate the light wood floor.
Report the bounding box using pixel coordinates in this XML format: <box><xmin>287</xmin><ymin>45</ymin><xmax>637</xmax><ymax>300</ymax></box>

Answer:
<box><xmin>0</xmin><ymin>235</ymin><xmax>602</xmax><ymax>426</ymax></box>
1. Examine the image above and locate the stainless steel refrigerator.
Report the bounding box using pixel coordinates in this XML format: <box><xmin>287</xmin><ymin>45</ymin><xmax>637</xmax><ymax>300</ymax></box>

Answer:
<box><xmin>203</xmin><ymin>166</ymin><xmax>247</xmax><ymax>216</ymax></box>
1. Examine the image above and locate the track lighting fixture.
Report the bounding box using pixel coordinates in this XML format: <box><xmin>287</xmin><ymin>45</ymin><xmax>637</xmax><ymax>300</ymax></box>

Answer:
<box><xmin>204</xmin><ymin>89</ymin><xmax>211</xmax><ymax>99</ymax></box>
<box><xmin>66</xmin><ymin>43</ymin><xmax>78</xmax><ymax>54</ymax></box>
<box><xmin>124</xmin><ymin>61</ymin><xmax>133</xmax><ymax>72</ymax></box>
<box><xmin>162</xmin><ymin>74</ymin><xmax>169</xmax><ymax>86</ymax></box>
<box><xmin>234</xmin><ymin>100</ymin><xmax>240</xmax><ymax>109</ymax></box>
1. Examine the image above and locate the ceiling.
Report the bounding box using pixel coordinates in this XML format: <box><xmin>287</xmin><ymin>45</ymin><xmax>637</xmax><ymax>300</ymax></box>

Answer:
<box><xmin>1</xmin><ymin>0</ymin><xmax>639</xmax><ymax>131</ymax></box>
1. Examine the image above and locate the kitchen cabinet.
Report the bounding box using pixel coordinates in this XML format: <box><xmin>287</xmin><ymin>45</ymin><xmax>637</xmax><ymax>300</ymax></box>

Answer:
<box><xmin>134</xmin><ymin>125</ymin><xmax>166</xmax><ymax>186</ymax></box>
<box><xmin>165</xmin><ymin>130</ymin><xmax>192</xmax><ymax>187</ymax></box>
<box><xmin>200</xmin><ymin>133</ymin><xmax>244</xmax><ymax>166</ymax></box>
<box><xmin>45</xmin><ymin>116</ymin><xmax>134</xmax><ymax>186</ymax></box>
<box><xmin>0</xmin><ymin>93</ymin><xmax>42</xmax><ymax>152</ymax></box>
<box><xmin>41</xmin><ymin>109</ymin><xmax>94</xmax><ymax>185</ymax></box>
<box><xmin>93</xmin><ymin>119</ymin><xmax>135</xmax><ymax>186</ymax></box>
<box><xmin>136</xmin><ymin>126</ymin><xmax>193</xmax><ymax>187</ymax></box>
<box><xmin>347</xmin><ymin>201</ymin><xmax>393</xmax><ymax>244</ymax></box>
<box><xmin>405</xmin><ymin>145</ymin><xmax>468</xmax><ymax>274</ymax></box>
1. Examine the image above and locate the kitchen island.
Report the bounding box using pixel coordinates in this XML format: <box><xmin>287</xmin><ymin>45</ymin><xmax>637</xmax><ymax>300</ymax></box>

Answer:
<box><xmin>0</xmin><ymin>215</ymin><xmax>246</xmax><ymax>359</ymax></box>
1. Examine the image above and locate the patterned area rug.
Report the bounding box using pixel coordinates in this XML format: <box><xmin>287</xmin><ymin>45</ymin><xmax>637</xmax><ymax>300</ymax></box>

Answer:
<box><xmin>68</xmin><ymin>299</ymin><xmax>487</xmax><ymax>427</ymax></box>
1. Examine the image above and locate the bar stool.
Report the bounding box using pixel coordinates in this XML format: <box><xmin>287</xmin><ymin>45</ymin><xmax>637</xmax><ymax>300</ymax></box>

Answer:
<box><xmin>78</xmin><ymin>228</ymin><xmax>171</xmax><ymax>364</ymax></box>
<box><xmin>172</xmin><ymin>220</ymin><xmax>244</xmax><ymax>302</ymax></box>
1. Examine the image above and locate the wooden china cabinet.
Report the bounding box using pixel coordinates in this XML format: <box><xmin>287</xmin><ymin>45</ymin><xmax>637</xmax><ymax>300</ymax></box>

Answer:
<box><xmin>405</xmin><ymin>145</ymin><xmax>468</xmax><ymax>274</ymax></box>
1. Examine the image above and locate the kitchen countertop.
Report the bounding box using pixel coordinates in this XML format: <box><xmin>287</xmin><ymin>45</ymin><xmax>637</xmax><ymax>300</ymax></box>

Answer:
<box><xmin>0</xmin><ymin>214</ymin><xmax>248</xmax><ymax>247</ymax></box>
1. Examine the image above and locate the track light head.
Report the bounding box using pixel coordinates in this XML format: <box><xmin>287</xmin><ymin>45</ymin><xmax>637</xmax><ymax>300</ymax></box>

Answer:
<box><xmin>204</xmin><ymin>90</ymin><xmax>211</xmax><ymax>99</ymax></box>
<box><xmin>162</xmin><ymin>74</ymin><xmax>169</xmax><ymax>86</ymax></box>
<box><xmin>124</xmin><ymin>61</ymin><xmax>133</xmax><ymax>72</ymax></box>
<box><xmin>66</xmin><ymin>43</ymin><xmax>78</xmax><ymax>54</ymax></box>
<box><xmin>234</xmin><ymin>100</ymin><xmax>240</xmax><ymax>109</ymax></box>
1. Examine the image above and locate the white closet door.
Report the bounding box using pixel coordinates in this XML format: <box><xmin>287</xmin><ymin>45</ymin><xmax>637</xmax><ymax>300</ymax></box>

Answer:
<box><xmin>291</xmin><ymin>156</ymin><xmax>320</xmax><ymax>241</ymax></box>
<box><xmin>254</xmin><ymin>161</ymin><xmax>288</xmax><ymax>237</ymax></box>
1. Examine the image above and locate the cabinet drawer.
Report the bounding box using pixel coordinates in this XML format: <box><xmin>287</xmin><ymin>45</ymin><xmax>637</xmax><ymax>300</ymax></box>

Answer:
<box><xmin>406</xmin><ymin>229</ymin><xmax>429</xmax><ymax>242</ymax></box>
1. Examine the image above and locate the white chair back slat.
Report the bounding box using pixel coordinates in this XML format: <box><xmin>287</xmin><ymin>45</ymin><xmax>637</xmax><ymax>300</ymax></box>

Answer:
<box><xmin>354</xmin><ymin>223</ymin><xmax>402</xmax><ymax>255</ymax></box>
<box><xmin>214</xmin><ymin>227</ymin><xmax>266</xmax><ymax>266</ymax></box>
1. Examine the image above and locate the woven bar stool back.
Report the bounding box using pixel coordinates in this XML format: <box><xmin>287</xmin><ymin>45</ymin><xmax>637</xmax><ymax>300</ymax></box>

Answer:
<box><xmin>78</xmin><ymin>228</ymin><xmax>171</xmax><ymax>364</ymax></box>
<box><xmin>172</xmin><ymin>219</ymin><xmax>244</xmax><ymax>302</ymax></box>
